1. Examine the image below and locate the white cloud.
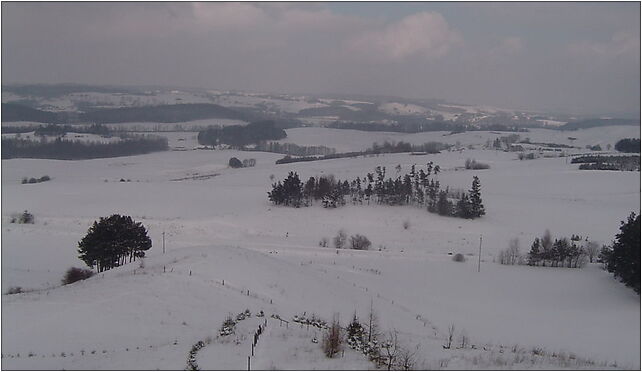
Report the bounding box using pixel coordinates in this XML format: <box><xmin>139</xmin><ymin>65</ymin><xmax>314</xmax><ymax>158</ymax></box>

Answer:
<box><xmin>345</xmin><ymin>12</ymin><xmax>462</xmax><ymax>62</ymax></box>
<box><xmin>493</xmin><ymin>37</ymin><xmax>524</xmax><ymax>55</ymax></box>
<box><xmin>569</xmin><ymin>31</ymin><xmax>639</xmax><ymax>57</ymax></box>
<box><xmin>190</xmin><ymin>3</ymin><xmax>269</xmax><ymax>30</ymax></box>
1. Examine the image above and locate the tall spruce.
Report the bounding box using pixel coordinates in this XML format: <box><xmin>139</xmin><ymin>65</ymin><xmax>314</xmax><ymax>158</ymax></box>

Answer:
<box><xmin>468</xmin><ymin>176</ymin><xmax>485</xmax><ymax>218</ymax></box>
<box><xmin>528</xmin><ymin>237</ymin><xmax>541</xmax><ymax>266</ymax></box>
<box><xmin>606</xmin><ymin>213</ymin><xmax>640</xmax><ymax>293</ymax></box>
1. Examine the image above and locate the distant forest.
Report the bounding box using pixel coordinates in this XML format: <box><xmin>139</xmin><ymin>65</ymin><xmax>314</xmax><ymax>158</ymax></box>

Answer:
<box><xmin>328</xmin><ymin>120</ymin><xmax>460</xmax><ymax>133</ymax></box>
<box><xmin>571</xmin><ymin>155</ymin><xmax>640</xmax><ymax>171</ymax></box>
<box><xmin>275</xmin><ymin>141</ymin><xmax>450</xmax><ymax>165</ymax></box>
<box><xmin>1</xmin><ymin>136</ymin><xmax>168</xmax><ymax>160</ymax></box>
<box><xmin>328</xmin><ymin>120</ymin><xmax>527</xmax><ymax>133</ymax></box>
<box><xmin>558</xmin><ymin>118</ymin><xmax>639</xmax><ymax>131</ymax></box>
<box><xmin>2</xmin><ymin>103</ymin><xmax>244</xmax><ymax>124</ymax></box>
<box><xmin>197</xmin><ymin>121</ymin><xmax>286</xmax><ymax>147</ymax></box>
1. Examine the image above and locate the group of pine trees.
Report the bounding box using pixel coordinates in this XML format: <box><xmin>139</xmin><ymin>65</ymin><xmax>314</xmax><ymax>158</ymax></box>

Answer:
<box><xmin>526</xmin><ymin>231</ymin><xmax>588</xmax><ymax>268</ymax></box>
<box><xmin>78</xmin><ymin>214</ymin><xmax>152</xmax><ymax>273</ymax></box>
<box><xmin>268</xmin><ymin>163</ymin><xmax>485</xmax><ymax>219</ymax></box>
<box><xmin>33</xmin><ymin>123</ymin><xmax>111</xmax><ymax>136</ymax></box>
<box><xmin>253</xmin><ymin>141</ymin><xmax>336</xmax><ymax>156</ymax></box>
<box><xmin>614</xmin><ymin>138</ymin><xmax>640</xmax><ymax>153</ymax></box>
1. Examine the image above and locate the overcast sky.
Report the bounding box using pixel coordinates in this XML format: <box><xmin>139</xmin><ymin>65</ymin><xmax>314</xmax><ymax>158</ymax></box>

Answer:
<box><xmin>2</xmin><ymin>2</ymin><xmax>640</xmax><ymax>116</ymax></box>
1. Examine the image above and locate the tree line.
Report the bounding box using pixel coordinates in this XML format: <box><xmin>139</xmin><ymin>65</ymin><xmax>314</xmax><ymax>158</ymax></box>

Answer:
<box><xmin>274</xmin><ymin>141</ymin><xmax>450</xmax><ymax>165</ymax></box>
<box><xmin>2</xmin><ymin>102</ymin><xmax>246</xmax><ymax>124</ymax></box>
<box><xmin>197</xmin><ymin>120</ymin><xmax>286</xmax><ymax>148</ymax></box>
<box><xmin>571</xmin><ymin>155</ymin><xmax>640</xmax><ymax>171</ymax></box>
<box><xmin>251</xmin><ymin>141</ymin><xmax>336</xmax><ymax>156</ymax></box>
<box><xmin>525</xmin><ymin>232</ymin><xmax>590</xmax><ymax>268</ymax></box>
<box><xmin>1</xmin><ymin>135</ymin><xmax>168</xmax><ymax>160</ymax></box>
<box><xmin>33</xmin><ymin>123</ymin><xmax>111</xmax><ymax>136</ymax></box>
<box><xmin>268</xmin><ymin>164</ymin><xmax>485</xmax><ymax>219</ymax></box>
<box><xmin>328</xmin><ymin>120</ymin><xmax>462</xmax><ymax>133</ymax></box>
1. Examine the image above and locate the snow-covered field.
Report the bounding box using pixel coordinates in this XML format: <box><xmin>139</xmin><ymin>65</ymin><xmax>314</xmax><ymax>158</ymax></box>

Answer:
<box><xmin>1</xmin><ymin>127</ymin><xmax>640</xmax><ymax>370</ymax></box>
<box><xmin>378</xmin><ymin>102</ymin><xmax>430</xmax><ymax>116</ymax></box>
<box><xmin>210</xmin><ymin>93</ymin><xmax>327</xmax><ymax>114</ymax></box>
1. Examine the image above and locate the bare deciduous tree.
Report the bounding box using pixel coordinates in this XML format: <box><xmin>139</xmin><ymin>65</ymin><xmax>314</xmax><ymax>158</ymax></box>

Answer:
<box><xmin>333</xmin><ymin>229</ymin><xmax>347</xmax><ymax>249</ymax></box>
<box><xmin>382</xmin><ymin>331</ymin><xmax>400</xmax><ymax>370</ymax></box>
<box><xmin>398</xmin><ymin>346</ymin><xmax>417</xmax><ymax>370</ymax></box>
<box><xmin>445</xmin><ymin>324</ymin><xmax>455</xmax><ymax>349</ymax></box>
<box><xmin>323</xmin><ymin>314</ymin><xmax>343</xmax><ymax>358</ymax></box>
<box><xmin>350</xmin><ymin>234</ymin><xmax>372</xmax><ymax>250</ymax></box>
<box><xmin>459</xmin><ymin>330</ymin><xmax>469</xmax><ymax>349</ymax></box>
<box><xmin>585</xmin><ymin>241</ymin><xmax>599</xmax><ymax>263</ymax></box>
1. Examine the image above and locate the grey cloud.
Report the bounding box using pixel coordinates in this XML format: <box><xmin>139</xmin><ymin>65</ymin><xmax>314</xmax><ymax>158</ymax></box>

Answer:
<box><xmin>1</xmin><ymin>2</ymin><xmax>639</xmax><ymax>116</ymax></box>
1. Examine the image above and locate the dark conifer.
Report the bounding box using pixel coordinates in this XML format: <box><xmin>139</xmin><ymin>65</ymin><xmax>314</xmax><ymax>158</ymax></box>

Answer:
<box><xmin>606</xmin><ymin>213</ymin><xmax>640</xmax><ymax>293</ymax></box>
<box><xmin>468</xmin><ymin>176</ymin><xmax>485</xmax><ymax>218</ymax></box>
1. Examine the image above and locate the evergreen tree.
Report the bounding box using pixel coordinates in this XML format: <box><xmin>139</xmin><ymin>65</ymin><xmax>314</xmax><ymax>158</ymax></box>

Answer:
<box><xmin>540</xmin><ymin>230</ymin><xmax>553</xmax><ymax>267</ymax></box>
<box><xmin>282</xmin><ymin>172</ymin><xmax>303</xmax><ymax>207</ymax></box>
<box><xmin>316</xmin><ymin>176</ymin><xmax>333</xmax><ymax>200</ymax></box>
<box><xmin>403</xmin><ymin>174</ymin><xmax>413</xmax><ymax>204</ymax></box>
<box><xmin>346</xmin><ymin>312</ymin><xmax>366</xmax><ymax>350</ymax></box>
<box><xmin>364</xmin><ymin>184</ymin><xmax>373</xmax><ymax>205</ymax></box>
<box><xmin>468</xmin><ymin>176</ymin><xmax>485</xmax><ymax>218</ymax></box>
<box><xmin>436</xmin><ymin>190</ymin><xmax>452</xmax><ymax>216</ymax></box>
<box><xmin>303</xmin><ymin>177</ymin><xmax>316</xmax><ymax>205</ymax></box>
<box><xmin>78</xmin><ymin>214</ymin><xmax>151</xmax><ymax>273</ymax></box>
<box><xmin>268</xmin><ymin>181</ymin><xmax>285</xmax><ymax>205</ymax></box>
<box><xmin>528</xmin><ymin>238</ymin><xmax>541</xmax><ymax>266</ymax></box>
<box><xmin>456</xmin><ymin>194</ymin><xmax>472</xmax><ymax>218</ymax></box>
<box><xmin>553</xmin><ymin>238</ymin><xmax>570</xmax><ymax>267</ymax></box>
<box><xmin>606</xmin><ymin>213</ymin><xmax>640</xmax><ymax>293</ymax></box>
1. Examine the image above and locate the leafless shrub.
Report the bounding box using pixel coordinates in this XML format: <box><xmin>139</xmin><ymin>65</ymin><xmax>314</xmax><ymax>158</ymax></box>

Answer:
<box><xmin>398</xmin><ymin>347</ymin><xmax>417</xmax><ymax>370</ymax></box>
<box><xmin>350</xmin><ymin>234</ymin><xmax>372</xmax><ymax>250</ymax></box>
<box><xmin>585</xmin><ymin>241</ymin><xmax>599</xmax><ymax>263</ymax></box>
<box><xmin>322</xmin><ymin>315</ymin><xmax>343</xmax><ymax>358</ymax></box>
<box><xmin>402</xmin><ymin>220</ymin><xmax>411</xmax><ymax>230</ymax></box>
<box><xmin>465</xmin><ymin>158</ymin><xmax>490</xmax><ymax>170</ymax></box>
<box><xmin>459</xmin><ymin>330</ymin><xmax>469</xmax><ymax>348</ymax></box>
<box><xmin>499</xmin><ymin>238</ymin><xmax>521</xmax><ymax>265</ymax></box>
<box><xmin>452</xmin><ymin>253</ymin><xmax>466</xmax><ymax>262</ymax></box>
<box><xmin>333</xmin><ymin>229</ymin><xmax>347</xmax><ymax>249</ymax></box>
<box><xmin>381</xmin><ymin>331</ymin><xmax>400</xmax><ymax>370</ymax></box>
<box><xmin>5</xmin><ymin>286</ymin><xmax>23</xmax><ymax>295</ymax></box>
<box><xmin>319</xmin><ymin>237</ymin><xmax>329</xmax><ymax>247</ymax></box>
<box><xmin>62</xmin><ymin>267</ymin><xmax>94</xmax><ymax>285</ymax></box>
<box><xmin>444</xmin><ymin>324</ymin><xmax>455</xmax><ymax>349</ymax></box>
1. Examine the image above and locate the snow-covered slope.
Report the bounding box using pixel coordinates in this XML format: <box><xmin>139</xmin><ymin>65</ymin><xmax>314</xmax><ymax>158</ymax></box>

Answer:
<box><xmin>1</xmin><ymin>127</ymin><xmax>640</xmax><ymax>369</ymax></box>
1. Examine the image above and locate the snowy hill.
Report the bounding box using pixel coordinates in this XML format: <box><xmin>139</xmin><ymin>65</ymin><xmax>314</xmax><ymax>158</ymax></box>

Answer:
<box><xmin>2</xmin><ymin>124</ymin><xmax>640</xmax><ymax>369</ymax></box>
<box><xmin>2</xmin><ymin>84</ymin><xmax>583</xmax><ymax>129</ymax></box>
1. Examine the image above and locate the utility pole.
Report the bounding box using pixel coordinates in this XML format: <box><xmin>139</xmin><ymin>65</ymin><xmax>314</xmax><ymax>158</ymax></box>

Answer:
<box><xmin>478</xmin><ymin>235</ymin><xmax>482</xmax><ymax>273</ymax></box>
<box><xmin>162</xmin><ymin>231</ymin><xmax>166</xmax><ymax>254</ymax></box>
